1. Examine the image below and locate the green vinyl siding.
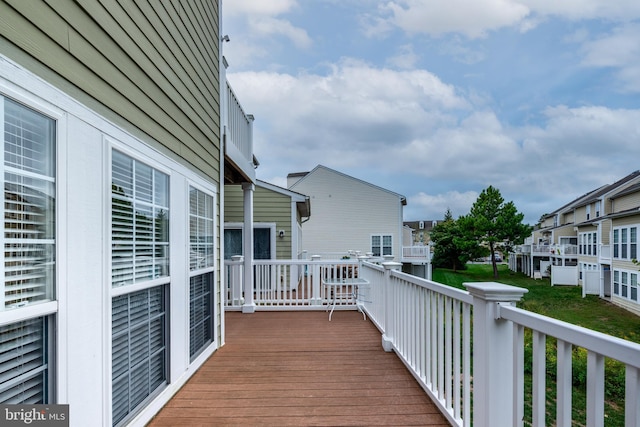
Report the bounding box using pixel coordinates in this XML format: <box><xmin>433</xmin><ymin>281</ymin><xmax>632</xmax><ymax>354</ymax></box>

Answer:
<box><xmin>0</xmin><ymin>0</ymin><xmax>220</xmax><ymax>182</ymax></box>
<box><xmin>224</xmin><ymin>185</ymin><xmax>294</xmax><ymax>259</ymax></box>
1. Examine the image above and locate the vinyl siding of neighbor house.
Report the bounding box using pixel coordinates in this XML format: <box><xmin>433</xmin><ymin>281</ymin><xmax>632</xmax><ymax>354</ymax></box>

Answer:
<box><xmin>554</xmin><ymin>225</ymin><xmax>577</xmax><ymax>240</ymax></box>
<box><xmin>601</xmin><ymin>219</ymin><xmax>612</xmax><ymax>245</ymax></box>
<box><xmin>613</xmin><ymin>191</ymin><xmax>640</xmax><ymax>213</ymax></box>
<box><xmin>225</xmin><ymin>185</ymin><xmax>295</xmax><ymax>259</ymax></box>
<box><xmin>291</xmin><ymin>167</ymin><xmax>403</xmax><ymax>258</ymax></box>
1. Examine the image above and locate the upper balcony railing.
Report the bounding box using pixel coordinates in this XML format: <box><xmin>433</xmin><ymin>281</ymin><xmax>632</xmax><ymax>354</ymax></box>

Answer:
<box><xmin>223</xmin><ymin>78</ymin><xmax>256</xmax><ymax>181</ymax></box>
<box><xmin>549</xmin><ymin>244</ymin><xmax>578</xmax><ymax>256</ymax></box>
<box><xmin>599</xmin><ymin>244</ymin><xmax>612</xmax><ymax>263</ymax></box>
<box><xmin>401</xmin><ymin>245</ymin><xmax>431</xmax><ymax>263</ymax></box>
<box><xmin>224</xmin><ymin>257</ymin><xmax>640</xmax><ymax>427</ymax></box>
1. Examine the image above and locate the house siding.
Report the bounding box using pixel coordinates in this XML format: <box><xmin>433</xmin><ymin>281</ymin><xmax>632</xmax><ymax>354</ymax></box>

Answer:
<box><xmin>0</xmin><ymin>0</ymin><xmax>220</xmax><ymax>181</ymax></box>
<box><xmin>0</xmin><ymin>1</ymin><xmax>224</xmax><ymax>425</ymax></box>
<box><xmin>613</xmin><ymin>191</ymin><xmax>640</xmax><ymax>213</ymax></box>
<box><xmin>225</xmin><ymin>185</ymin><xmax>295</xmax><ymax>259</ymax></box>
<box><xmin>290</xmin><ymin>166</ymin><xmax>403</xmax><ymax>258</ymax></box>
<box><xmin>600</xmin><ymin>219</ymin><xmax>612</xmax><ymax>245</ymax></box>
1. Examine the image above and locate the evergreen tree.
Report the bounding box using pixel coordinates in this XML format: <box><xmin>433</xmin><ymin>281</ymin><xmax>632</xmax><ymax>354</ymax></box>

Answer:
<box><xmin>430</xmin><ymin>209</ymin><xmax>467</xmax><ymax>271</ymax></box>
<box><xmin>459</xmin><ymin>186</ymin><xmax>532</xmax><ymax>278</ymax></box>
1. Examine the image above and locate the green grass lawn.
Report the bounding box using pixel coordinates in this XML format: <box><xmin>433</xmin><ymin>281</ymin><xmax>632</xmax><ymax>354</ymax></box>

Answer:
<box><xmin>432</xmin><ymin>263</ymin><xmax>640</xmax><ymax>426</ymax></box>
<box><xmin>433</xmin><ymin>263</ymin><xmax>640</xmax><ymax>343</ymax></box>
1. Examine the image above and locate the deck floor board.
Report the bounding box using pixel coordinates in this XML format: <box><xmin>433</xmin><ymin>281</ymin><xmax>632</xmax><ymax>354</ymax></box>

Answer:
<box><xmin>147</xmin><ymin>311</ymin><xmax>450</xmax><ymax>426</ymax></box>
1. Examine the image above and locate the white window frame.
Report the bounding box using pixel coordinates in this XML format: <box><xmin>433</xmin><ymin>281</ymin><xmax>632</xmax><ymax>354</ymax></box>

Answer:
<box><xmin>371</xmin><ymin>234</ymin><xmax>393</xmax><ymax>257</ymax></box>
<box><xmin>613</xmin><ymin>224</ymin><xmax>640</xmax><ymax>261</ymax></box>
<box><xmin>188</xmin><ymin>183</ymin><xmax>216</xmax><ymax>361</ymax></box>
<box><xmin>224</xmin><ymin>222</ymin><xmax>276</xmax><ymax>260</ymax></box>
<box><xmin>109</xmin><ymin>145</ymin><xmax>172</xmax><ymax>298</ymax></box>
<box><xmin>0</xmin><ymin>86</ymin><xmax>65</xmax><ymax>405</ymax></box>
<box><xmin>613</xmin><ymin>268</ymin><xmax>639</xmax><ymax>303</ymax></box>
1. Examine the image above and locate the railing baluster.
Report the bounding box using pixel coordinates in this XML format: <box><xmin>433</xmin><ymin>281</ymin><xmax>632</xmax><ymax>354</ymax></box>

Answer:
<box><xmin>626</xmin><ymin>365</ymin><xmax>640</xmax><ymax>427</ymax></box>
<box><xmin>514</xmin><ymin>324</ymin><xmax>525</xmax><ymax>427</ymax></box>
<box><xmin>453</xmin><ymin>300</ymin><xmax>461</xmax><ymax>421</ymax></box>
<box><xmin>587</xmin><ymin>351</ymin><xmax>605</xmax><ymax>427</ymax></box>
<box><xmin>463</xmin><ymin>303</ymin><xmax>471</xmax><ymax>427</ymax></box>
<box><xmin>532</xmin><ymin>330</ymin><xmax>546</xmax><ymax>427</ymax></box>
<box><xmin>556</xmin><ymin>339</ymin><xmax>572</xmax><ymax>427</ymax></box>
<box><xmin>445</xmin><ymin>296</ymin><xmax>453</xmax><ymax>409</ymax></box>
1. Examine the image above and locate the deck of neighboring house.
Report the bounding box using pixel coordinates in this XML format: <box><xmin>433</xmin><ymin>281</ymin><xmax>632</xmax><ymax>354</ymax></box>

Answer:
<box><xmin>147</xmin><ymin>311</ymin><xmax>450</xmax><ymax>426</ymax></box>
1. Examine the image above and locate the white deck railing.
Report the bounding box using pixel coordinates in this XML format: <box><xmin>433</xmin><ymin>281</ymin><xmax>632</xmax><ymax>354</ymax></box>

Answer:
<box><xmin>401</xmin><ymin>245</ymin><xmax>432</xmax><ymax>263</ymax></box>
<box><xmin>224</xmin><ymin>258</ymin><xmax>640</xmax><ymax>427</ymax></box>
<box><xmin>225</xmin><ymin>82</ymin><xmax>253</xmax><ymax>162</ymax></box>
<box><xmin>225</xmin><ymin>258</ymin><xmax>362</xmax><ymax>310</ymax></box>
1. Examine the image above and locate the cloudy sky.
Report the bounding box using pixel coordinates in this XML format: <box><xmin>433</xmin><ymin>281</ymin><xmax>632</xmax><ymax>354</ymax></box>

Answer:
<box><xmin>221</xmin><ymin>0</ymin><xmax>640</xmax><ymax>225</ymax></box>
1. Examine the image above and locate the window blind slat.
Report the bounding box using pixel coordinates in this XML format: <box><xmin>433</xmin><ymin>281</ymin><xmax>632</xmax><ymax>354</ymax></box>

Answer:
<box><xmin>112</xmin><ymin>286</ymin><xmax>166</xmax><ymax>426</ymax></box>
<box><xmin>0</xmin><ymin>317</ymin><xmax>47</xmax><ymax>404</ymax></box>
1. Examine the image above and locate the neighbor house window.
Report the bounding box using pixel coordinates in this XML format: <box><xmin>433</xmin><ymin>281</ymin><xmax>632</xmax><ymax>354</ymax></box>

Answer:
<box><xmin>613</xmin><ymin>269</ymin><xmax>639</xmax><ymax>303</ymax></box>
<box><xmin>111</xmin><ymin>151</ymin><xmax>169</xmax><ymax>425</ymax></box>
<box><xmin>613</xmin><ymin>225</ymin><xmax>639</xmax><ymax>260</ymax></box>
<box><xmin>579</xmin><ymin>232</ymin><xmax>597</xmax><ymax>257</ymax></box>
<box><xmin>189</xmin><ymin>186</ymin><xmax>214</xmax><ymax>360</ymax></box>
<box><xmin>371</xmin><ymin>234</ymin><xmax>393</xmax><ymax>257</ymax></box>
<box><xmin>0</xmin><ymin>97</ymin><xmax>56</xmax><ymax>404</ymax></box>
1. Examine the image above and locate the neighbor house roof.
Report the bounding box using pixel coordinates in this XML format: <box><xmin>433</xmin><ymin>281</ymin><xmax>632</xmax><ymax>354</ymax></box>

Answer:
<box><xmin>288</xmin><ymin>165</ymin><xmax>407</xmax><ymax>206</ymax></box>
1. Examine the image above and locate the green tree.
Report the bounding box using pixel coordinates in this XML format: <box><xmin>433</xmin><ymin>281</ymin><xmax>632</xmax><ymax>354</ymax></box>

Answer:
<box><xmin>430</xmin><ymin>209</ymin><xmax>468</xmax><ymax>271</ymax></box>
<box><xmin>459</xmin><ymin>186</ymin><xmax>532</xmax><ymax>279</ymax></box>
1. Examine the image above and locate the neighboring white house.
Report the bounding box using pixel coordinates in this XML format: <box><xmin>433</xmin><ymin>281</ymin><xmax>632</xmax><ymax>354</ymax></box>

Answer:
<box><xmin>287</xmin><ymin>165</ymin><xmax>406</xmax><ymax>261</ymax></box>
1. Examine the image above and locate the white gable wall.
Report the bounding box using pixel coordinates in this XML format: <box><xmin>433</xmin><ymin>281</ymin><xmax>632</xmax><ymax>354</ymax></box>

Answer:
<box><xmin>291</xmin><ymin>167</ymin><xmax>403</xmax><ymax>259</ymax></box>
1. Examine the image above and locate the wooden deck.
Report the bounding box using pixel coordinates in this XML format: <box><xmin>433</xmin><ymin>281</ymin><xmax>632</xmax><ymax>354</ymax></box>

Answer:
<box><xmin>147</xmin><ymin>311</ymin><xmax>450</xmax><ymax>426</ymax></box>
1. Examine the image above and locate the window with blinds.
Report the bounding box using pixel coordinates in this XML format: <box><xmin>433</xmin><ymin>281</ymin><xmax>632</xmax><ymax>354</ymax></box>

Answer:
<box><xmin>2</xmin><ymin>98</ymin><xmax>56</xmax><ymax>310</ymax></box>
<box><xmin>112</xmin><ymin>150</ymin><xmax>169</xmax><ymax>287</ymax></box>
<box><xmin>189</xmin><ymin>272</ymin><xmax>213</xmax><ymax>360</ymax></box>
<box><xmin>189</xmin><ymin>187</ymin><xmax>214</xmax><ymax>271</ymax></box>
<box><xmin>112</xmin><ymin>286</ymin><xmax>166</xmax><ymax>426</ymax></box>
<box><xmin>0</xmin><ymin>316</ymin><xmax>48</xmax><ymax>403</ymax></box>
<box><xmin>189</xmin><ymin>187</ymin><xmax>214</xmax><ymax>360</ymax></box>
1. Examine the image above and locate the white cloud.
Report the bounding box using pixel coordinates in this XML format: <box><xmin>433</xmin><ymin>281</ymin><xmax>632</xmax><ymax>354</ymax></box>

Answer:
<box><xmin>520</xmin><ymin>0</ymin><xmax>640</xmax><ymax>21</ymax></box>
<box><xmin>223</xmin><ymin>0</ymin><xmax>311</xmax><ymax>53</ymax></box>
<box><xmin>249</xmin><ymin>16</ymin><xmax>312</xmax><ymax>49</ymax></box>
<box><xmin>386</xmin><ymin>44</ymin><xmax>420</xmax><ymax>69</ymax></box>
<box><xmin>370</xmin><ymin>0</ymin><xmax>640</xmax><ymax>39</ymax></box>
<box><xmin>224</xmin><ymin>0</ymin><xmax>299</xmax><ymax>16</ymax></box>
<box><xmin>580</xmin><ymin>24</ymin><xmax>640</xmax><ymax>92</ymax></box>
<box><xmin>379</xmin><ymin>0</ymin><xmax>530</xmax><ymax>38</ymax></box>
<box><xmin>408</xmin><ymin>190</ymin><xmax>479</xmax><ymax>220</ymax></box>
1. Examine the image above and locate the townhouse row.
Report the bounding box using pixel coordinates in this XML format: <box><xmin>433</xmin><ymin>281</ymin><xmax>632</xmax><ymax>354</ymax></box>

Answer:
<box><xmin>511</xmin><ymin>171</ymin><xmax>640</xmax><ymax>315</ymax></box>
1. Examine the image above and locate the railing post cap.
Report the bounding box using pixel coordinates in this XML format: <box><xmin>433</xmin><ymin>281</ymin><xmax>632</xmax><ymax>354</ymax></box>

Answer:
<box><xmin>464</xmin><ymin>282</ymin><xmax>528</xmax><ymax>302</ymax></box>
<box><xmin>311</xmin><ymin>254</ymin><xmax>321</xmax><ymax>260</ymax></box>
<box><xmin>231</xmin><ymin>255</ymin><xmax>244</xmax><ymax>261</ymax></box>
<box><xmin>382</xmin><ymin>261</ymin><xmax>402</xmax><ymax>270</ymax></box>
